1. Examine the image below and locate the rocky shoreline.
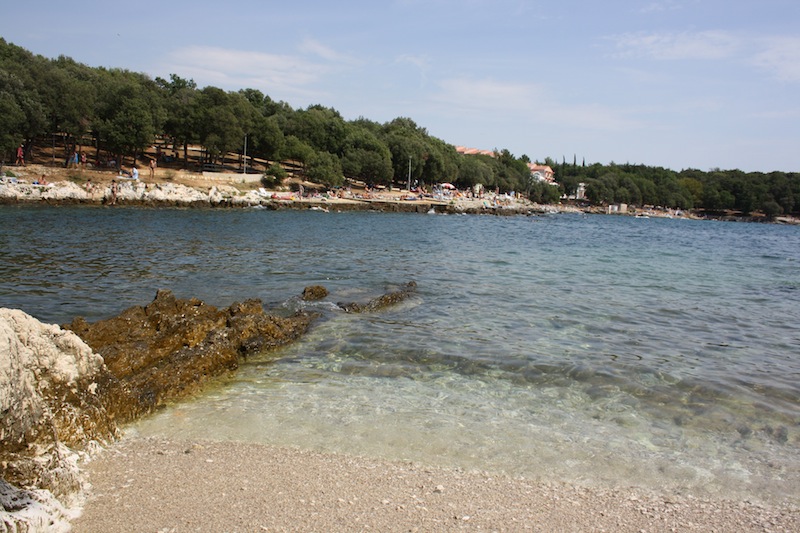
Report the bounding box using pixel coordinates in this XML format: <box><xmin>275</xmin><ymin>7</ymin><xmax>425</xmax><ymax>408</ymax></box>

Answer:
<box><xmin>0</xmin><ymin>164</ymin><xmax>556</xmax><ymax>216</ymax></box>
<box><xmin>0</xmin><ymin>283</ymin><xmax>417</xmax><ymax>531</ymax></box>
<box><xmin>4</xmin><ymin>164</ymin><xmax>798</xmax><ymax>223</ymax></box>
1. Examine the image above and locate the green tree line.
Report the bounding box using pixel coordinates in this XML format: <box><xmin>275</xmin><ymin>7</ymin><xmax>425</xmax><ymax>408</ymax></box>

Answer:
<box><xmin>555</xmin><ymin>158</ymin><xmax>799</xmax><ymax>216</ymax></box>
<box><xmin>1</xmin><ymin>39</ymin><xmax>797</xmax><ymax>215</ymax></box>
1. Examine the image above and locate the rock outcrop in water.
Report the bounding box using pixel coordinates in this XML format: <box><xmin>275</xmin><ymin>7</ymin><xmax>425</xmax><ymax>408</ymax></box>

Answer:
<box><xmin>0</xmin><ymin>290</ymin><xmax>315</xmax><ymax>531</ymax></box>
<box><xmin>338</xmin><ymin>281</ymin><xmax>417</xmax><ymax>313</ymax></box>
<box><xmin>0</xmin><ymin>284</ymin><xmax>415</xmax><ymax>531</ymax></box>
<box><xmin>0</xmin><ymin>308</ymin><xmax>111</xmax><ymax>532</ymax></box>
<box><xmin>64</xmin><ymin>289</ymin><xmax>316</xmax><ymax>425</ymax></box>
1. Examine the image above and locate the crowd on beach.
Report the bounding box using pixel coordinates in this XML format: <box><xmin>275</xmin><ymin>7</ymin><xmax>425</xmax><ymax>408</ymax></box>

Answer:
<box><xmin>8</xmin><ymin>160</ymin><xmax>793</xmax><ymax>222</ymax></box>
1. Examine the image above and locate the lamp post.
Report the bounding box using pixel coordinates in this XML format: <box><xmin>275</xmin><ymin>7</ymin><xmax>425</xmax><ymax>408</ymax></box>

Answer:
<box><xmin>243</xmin><ymin>134</ymin><xmax>248</xmax><ymax>174</ymax></box>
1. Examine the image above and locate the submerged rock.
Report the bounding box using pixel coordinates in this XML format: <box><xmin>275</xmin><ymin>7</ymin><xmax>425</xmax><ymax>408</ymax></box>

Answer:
<box><xmin>302</xmin><ymin>285</ymin><xmax>329</xmax><ymax>301</ymax></box>
<box><xmin>338</xmin><ymin>281</ymin><xmax>417</xmax><ymax>313</ymax></box>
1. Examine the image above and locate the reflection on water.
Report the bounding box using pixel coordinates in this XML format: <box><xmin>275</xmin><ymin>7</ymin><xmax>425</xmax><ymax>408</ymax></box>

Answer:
<box><xmin>1</xmin><ymin>206</ymin><xmax>799</xmax><ymax>504</ymax></box>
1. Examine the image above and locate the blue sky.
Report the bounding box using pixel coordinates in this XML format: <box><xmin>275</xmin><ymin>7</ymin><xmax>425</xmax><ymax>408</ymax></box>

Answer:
<box><xmin>3</xmin><ymin>0</ymin><xmax>800</xmax><ymax>172</ymax></box>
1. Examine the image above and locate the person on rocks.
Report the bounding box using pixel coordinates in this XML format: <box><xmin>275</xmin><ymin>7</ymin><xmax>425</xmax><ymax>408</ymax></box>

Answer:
<box><xmin>16</xmin><ymin>144</ymin><xmax>25</xmax><ymax>166</ymax></box>
<box><xmin>109</xmin><ymin>180</ymin><xmax>118</xmax><ymax>205</ymax></box>
<box><xmin>121</xmin><ymin>165</ymin><xmax>139</xmax><ymax>180</ymax></box>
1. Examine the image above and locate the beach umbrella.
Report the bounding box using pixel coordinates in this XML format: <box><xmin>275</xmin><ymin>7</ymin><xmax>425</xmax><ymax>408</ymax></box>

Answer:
<box><xmin>441</xmin><ymin>182</ymin><xmax>455</xmax><ymax>189</ymax></box>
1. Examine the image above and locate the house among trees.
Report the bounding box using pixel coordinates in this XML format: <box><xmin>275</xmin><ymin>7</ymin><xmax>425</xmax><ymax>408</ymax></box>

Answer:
<box><xmin>527</xmin><ymin>163</ymin><xmax>555</xmax><ymax>184</ymax></box>
<box><xmin>455</xmin><ymin>146</ymin><xmax>555</xmax><ymax>185</ymax></box>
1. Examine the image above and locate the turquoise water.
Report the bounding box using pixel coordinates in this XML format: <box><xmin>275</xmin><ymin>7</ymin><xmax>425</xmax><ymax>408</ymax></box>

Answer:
<box><xmin>1</xmin><ymin>206</ymin><xmax>799</xmax><ymax>503</ymax></box>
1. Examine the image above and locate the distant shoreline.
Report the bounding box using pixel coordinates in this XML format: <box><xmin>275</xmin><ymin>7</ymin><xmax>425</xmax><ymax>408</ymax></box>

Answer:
<box><xmin>2</xmin><ymin>163</ymin><xmax>798</xmax><ymax>224</ymax></box>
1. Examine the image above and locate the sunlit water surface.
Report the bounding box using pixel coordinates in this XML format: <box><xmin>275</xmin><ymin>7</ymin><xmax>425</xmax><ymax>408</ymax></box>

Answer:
<box><xmin>1</xmin><ymin>206</ymin><xmax>798</xmax><ymax>504</ymax></box>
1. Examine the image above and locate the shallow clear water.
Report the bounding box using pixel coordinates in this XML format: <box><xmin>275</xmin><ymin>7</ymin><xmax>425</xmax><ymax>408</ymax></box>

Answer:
<box><xmin>2</xmin><ymin>206</ymin><xmax>799</xmax><ymax>503</ymax></box>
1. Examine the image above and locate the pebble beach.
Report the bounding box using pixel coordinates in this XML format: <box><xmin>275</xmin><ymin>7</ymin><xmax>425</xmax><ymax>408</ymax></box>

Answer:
<box><xmin>72</xmin><ymin>437</ymin><xmax>798</xmax><ymax>532</ymax></box>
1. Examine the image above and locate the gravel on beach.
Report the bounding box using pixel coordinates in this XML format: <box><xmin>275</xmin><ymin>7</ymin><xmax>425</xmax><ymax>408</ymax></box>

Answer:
<box><xmin>72</xmin><ymin>436</ymin><xmax>798</xmax><ymax>532</ymax></box>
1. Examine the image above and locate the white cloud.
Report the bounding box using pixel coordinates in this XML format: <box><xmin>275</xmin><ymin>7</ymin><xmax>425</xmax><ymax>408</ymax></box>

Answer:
<box><xmin>610</xmin><ymin>30</ymin><xmax>740</xmax><ymax>60</ymax></box>
<box><xmin>639</xmin><ymin>1</ymin><xmax>682</xmax><ymax>14</ymax></box>
<box><xmin>430</xmin><ymin>77</ymin><xmax>640</xmax><ymax>132</ymax></box>
<box><xmin>433</xmin><ymin>77</ymin><xmax>542</xmax><ymax>113</ymax></box>
<box><xmin>395</xmin><ymin>54</ymin><xmax>432</xmax><ymax>87</ymax></box>
<box><xmin>160</xmin><ymin>45</ymin><xmax>329</xmax><ymax>98</ymax></box>
<box><xmin>609</xmin><ymin>30</ymin><xmax>800</xmax><ymax>84</ymax></box>
<box><xmin>299</xmin><ymin>38</ymin><xmax>358</xmax><ymax>65</ymax></box>
<box><xmin>751</xmin><ymin>36</ymin><xmax>800</xmax><ymax>82</ymax></box>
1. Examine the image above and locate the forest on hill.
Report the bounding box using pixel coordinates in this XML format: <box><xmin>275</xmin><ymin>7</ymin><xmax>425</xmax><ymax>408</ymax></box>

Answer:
<box><xmin>1</xmin><ymin>38</ymin><xmax>798</xmax><ymax>216</ymax></box>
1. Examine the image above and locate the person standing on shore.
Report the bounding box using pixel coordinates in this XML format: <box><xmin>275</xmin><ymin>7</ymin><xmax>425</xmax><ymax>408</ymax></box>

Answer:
<box><xmin>149</xmin><ymin>158</ymin><xmax>156</xmax><ymax>179</ymax></box>
<box><xmin>109</xmin><ymin>180</ymin><xmax>118</xmax><ymax>205</ymax></box>
<box><xmin>15</xmin><ymin>144</ymin><xmax>24</xmax><ymax>166</ymax></box>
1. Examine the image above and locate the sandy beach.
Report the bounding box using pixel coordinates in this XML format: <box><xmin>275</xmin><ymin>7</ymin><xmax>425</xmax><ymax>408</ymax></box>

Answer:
<box><xmin>71</xmin><ymin>436</ymin><xmax>798</xmax><ymax>532</ymax></box>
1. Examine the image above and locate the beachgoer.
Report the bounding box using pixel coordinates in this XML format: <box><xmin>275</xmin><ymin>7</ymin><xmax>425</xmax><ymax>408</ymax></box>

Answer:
<box><xmin>37</xmin><ymin>174</ymin><xmax>47</xmax><ymax>186</ymax></box>
<box><xmin>109</xmin><ymin>180</ymin><xmax>118</xmax><ymax>205</ymax></box>
<box><xmin>80</xmin><ymin>152</ymin><xmax>87</xmax><ymax>169</ymax></box>
<box><xmin>15</xmin><ymin>144</ymin><xmax>24</xmax><ymax>166</ymax></box>
<box><xmin>149</xmin><ymin>158</ymin><xmax>156</xmax><ymax>179</ymax></box>
<box><xmin>131</xmin><ymin>165</ymin><xmax>139</xmax><ymax>180</ymax></box>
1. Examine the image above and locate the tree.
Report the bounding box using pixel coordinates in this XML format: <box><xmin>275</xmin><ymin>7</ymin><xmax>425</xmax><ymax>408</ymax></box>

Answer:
<box><xmin>419</xmin><ymin>137</ymin><xmax>459</xmax><ymax>186</ymax></box>
<box><xmin>281</xmin><ymin>135</ymin><xmax>315</xmax><ymax>166</ymax></box>
<box><xmin>94</xmin><ymin>69</ymin><xmax>164</xmax><ymax>167</ymax></box>
<box><xmin>39</xmin><ymin>56</ymin><xmax>97</xmax><ymax>151</ymax></box>
<box><xmin>341</xmin><ymin>127</ymin><xmax>392</xmax><ymax>184</ymax></box>
<box><xmin>156</xmin><ymin>74</ymin><xmax>198</xmax><ymax>168</ymax></box>
<box><xmin>456</xmin><ymin>155</ymin><xmax>493</xmax><ymax>189</ymax></box>
<box><xmin>286</xmin><ymin>105</ymin><xmax>348</xmax><ymax>155</ymax></box>
<box><xmin>249</xmin><ymin>114</ymin><xmax>284</xmax><ymax>161</ymax></box>
<box><xmin>306</xmin><ymin>151</ymin><xmax>343</xmax><ymax>187</ymax></box>
<box><xmin>0</xmin><ymin>71</ymin><xmax>46</xmax><ymax>160</ymax></box>
<box><xmin>528</xmin><ymin>181</ymin><xmax>559</xmax><ymax>204</ymax></box>
<box><xmin>194</xmin><ymin>87</ymin><xmax>254</xmax><ymax>167</ymax></box>
<box><xmin>761</xmin><ymin>200</ymin><xmax>783</xmax><ymax>219</ymax></box>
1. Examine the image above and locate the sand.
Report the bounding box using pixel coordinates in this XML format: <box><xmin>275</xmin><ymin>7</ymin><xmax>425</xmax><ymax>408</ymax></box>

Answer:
<box><xmin>71</xmin><ymin>436</ymin><xmax>798</xmax><ymax>532</ymax></box>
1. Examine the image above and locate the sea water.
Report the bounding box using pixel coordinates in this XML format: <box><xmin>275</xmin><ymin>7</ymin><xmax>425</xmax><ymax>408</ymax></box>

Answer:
<box><xmin>1</xmin><ymin>206</ymin><xmax>798</xmax><ymax>504</ymax></box>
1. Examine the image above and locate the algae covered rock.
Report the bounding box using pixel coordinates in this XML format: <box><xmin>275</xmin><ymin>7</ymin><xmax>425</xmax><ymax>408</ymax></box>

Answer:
<box><xmin>302</xmin><ymin>285</ymin><xmax>329</xmax><ymax>301</ymax></box>
<box><xmin>0</xmin><ymin>309</ymin><xmax>117</xmax><ymax>478</ymax></box>
<box><xmin>65</xmin><ymin>289</ymin><xmax>316</xmax><ymax>423</ymax></box>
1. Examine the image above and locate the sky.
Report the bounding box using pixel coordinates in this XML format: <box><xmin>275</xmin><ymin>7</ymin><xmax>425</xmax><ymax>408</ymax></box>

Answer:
<box><xmin>3</xmin><ymin>0</ymin><xmax>800</xmax><ymax>173</ymax></box>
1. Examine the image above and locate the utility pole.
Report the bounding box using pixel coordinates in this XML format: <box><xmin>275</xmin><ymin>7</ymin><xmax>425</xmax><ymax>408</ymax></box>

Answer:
<box><xmin>243</xmin><ymin>134</ymin><xmax>248</xmax><ymax>174</ymax></box>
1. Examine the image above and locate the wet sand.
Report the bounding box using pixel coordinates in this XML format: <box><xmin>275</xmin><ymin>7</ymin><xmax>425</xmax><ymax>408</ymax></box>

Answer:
<box><xmin>72</xmin><ymin>436</ymin><xmax>798</xmax><ymax>532</ymax></box>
